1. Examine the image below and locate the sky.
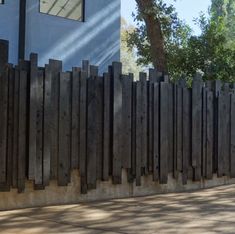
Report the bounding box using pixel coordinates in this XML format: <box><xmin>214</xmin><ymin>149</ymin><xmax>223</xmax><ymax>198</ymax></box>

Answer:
<box><xmin>121</xmin><ymin>0</ymin><xmax>212</xmax><ymax>35</ymax></box>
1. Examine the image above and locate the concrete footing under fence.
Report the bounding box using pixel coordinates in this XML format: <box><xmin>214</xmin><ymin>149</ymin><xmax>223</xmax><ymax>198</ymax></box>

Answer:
<box><xmin>0</xmin><ymin>170</ymin><xmax>235</xmax><ymax>211</ymax></box>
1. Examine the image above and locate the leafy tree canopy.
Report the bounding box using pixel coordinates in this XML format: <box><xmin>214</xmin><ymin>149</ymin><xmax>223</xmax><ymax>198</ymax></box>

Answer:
<box><xmin>126</xmin><ymin>0</ymin><xmax>235</xmax><ymax>82</ymax></box>
<box><xmin>121</xmin><ymin>18</ymin><xmax>143</xmax><ymax>79</ymax></box>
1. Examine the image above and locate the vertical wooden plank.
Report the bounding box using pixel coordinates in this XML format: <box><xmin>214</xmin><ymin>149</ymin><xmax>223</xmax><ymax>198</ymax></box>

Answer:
<box><xmin>153</xmin><ymin>83</ymin><xmax>160</xmax><ymax>181</ymax></box>
<box><xmin>19</xmin><ymin>61</ymin><xmax>30</xmax><ymax>172</ymax></box>
<box><xmin>96</xmin><ymin>76</ymin><xmax>103</xmax><ymax>181</ymax></box>
<box><xmin>182</xmin><ymin>85</ymin><xmax>191</xmax><ymax>184</ymax></box>
<box><xmin>49</xmin><ymin>59</ymin><xmax>62</xmax><ymax>179</ymax></box>
<box><xmin>12</xmin><ymin>68</ymin><xmax>19</xmax><ymax>188</ymax></box>
<box><xmin>159</xmin><ymin>82</ymin><xmax>168</xmax><ymax>184</ymax></box>
<box><xmin>28</xmin><ymin>53</ymin><xmax>38</xmax><ymax>180</ymax></box>
<box><xmin>218</xmin><ymin>85</ymin><xmax>230</xmax><ymax>177</ymax></box>
<box><xmin>224</xmin><ymin>85</ymin><xmax>230</xmax><ymax>177</ymax></box>
<box><xmin>87</xmin><ymin>77</ymin><xmax>97</xmax><ymax>189</ymax></box>
<box><xmin>18</xmin><ymin>70</ymin><xmax>27</xmax><ymax>193</ymax></box>
<box><xmin>58</xmin><ymin>72</ymin><xmax>71</xmax><ymax>186</ymax></box>
<box><xmin>71</xmin><ymin>68</ymin><xmax>80</xmax><ymax>169</ymax></box>
<box><xmin>192</xmin><ymin>75</ymin><xmax>203</xmax><ymax>181</ymax></box>
<box><xmin>103</xmin><ymin>73</ymin><xmax>111</xmax><ymax>181</ymax></box>
<box><xmin>176</xmin><ymin>81</ymin><xmax>183</xmax><ymax>174</ymax></box>
<box><xmin>6</xmin><ymin>65</ymin><xmax>15</xmax><ymax>190</ymax></box>
<box><xmin>130</xmin><ymin>79</ymin><xmax>136</xmax><ymax>182</ymax></box>
<box><xmin>122</xmin><ymin>74</ymin><xmax>132</xmax><ymax>169</ymax></box>
<box><xmin>217</xmin><ymin>89</ymin><xmax>223</xmax><ymax>177</ymax></box>
<box><xmin>148</xmin><ymin>69</ymin><xmax>162</xmax><ymax>173</ymax></box>
<box><xmin>140</xmin><ymin>73</ymin><xmax>147</xmax><ymax>173</ymax></box>
<box><xmin>168</xmin><ymin>82</ymin><xmax>174</xmax><ymax>174</ymax></box>
<box><xmin>213</xmin><ymin>80</ymin><xmax>221</xmax><ymax>174</ymax></box>
<box><xmin>34</xmin><ymin>70</ymin><xmax>44</xmax><ymax>188</ymax></box>
<box><xmin>79</xmin><ymin>71</ymin><xmax>87</xmax><ymax>193</ymax></box>
<box><xmin>0</xmin><ymin>39</ymin><xmax>9</xmax><ymax>74</ymax></box>
<box><xmin>173</xmin><ymin>83</ymin><xmax>177</xmax><ymax>179</ymax></box>
<box><xmin>202</xmin><ymin>87</ymin><xmax>207</xmax><ymax>178</ymax></box>
<box><xmin>0</xmin><ymin>66</ymin><xmax>8</xmax><ymax>187</ymax></box>
<box><xmin>136</xmin><ymin>81</ymin><xmax>142</xmax><ymax>186</ymax></box>
<box><xmin>43</xmin><ymin>65</ymin><xmax>52</xmax><ymax>186</ymax></box>
<box><xmin>19</xmin><ymin>60</ymin><xmax>30</xmax><ymax>73</ymax></box>
<box><xmin>206</xmin><ymin>90</ymin><xmax>214</xmax><ymax>179</ymax></box>
<box><xmin>230</xmin><ymin>91</ymin><xmax>235</xmax><ymax>178</ymax></box>
<box><xmin>112</xmin><ymin>62</ymin><xmax>122</xmax><ymax>184</ymax></box>
<box><xmin>108</xmin><ymin>65</ymin><xmax>113</xmax><ymax>178</ymax></box>
<box><xmin>82</xmin><ymin>60</ymin><xmax>90</xmax><ymax>77</ymax></box>
<box><xmin>90</xmin><ymin>65</ymin><xmax>98</xmax><ymax>77</ymax></box>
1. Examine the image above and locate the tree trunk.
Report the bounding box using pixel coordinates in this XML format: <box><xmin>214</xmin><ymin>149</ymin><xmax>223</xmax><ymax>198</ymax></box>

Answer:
<box><xmin>135</xmin><ymin>0</ymin><xmax>167</xmax><ymax>72</ymax></box>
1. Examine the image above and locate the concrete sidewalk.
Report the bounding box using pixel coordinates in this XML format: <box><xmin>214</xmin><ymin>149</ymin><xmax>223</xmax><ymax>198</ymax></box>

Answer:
<box><xmin>1</xmin><ymin>185</ymin><xmax>235</xmax><ymax>234</ymax></box>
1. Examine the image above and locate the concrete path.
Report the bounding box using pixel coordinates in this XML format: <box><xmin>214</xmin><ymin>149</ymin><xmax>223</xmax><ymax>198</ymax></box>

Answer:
<box><xmin>1</xmin><ymin>185</ymin><xmax>235</xmax><ymax>234</ymax></box>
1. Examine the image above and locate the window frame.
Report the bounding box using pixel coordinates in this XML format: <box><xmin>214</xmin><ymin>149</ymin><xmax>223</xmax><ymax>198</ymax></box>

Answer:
<box><xmin>39</xmin><ymin>0</ymin><xmax>85</xmax><ymax>22</ymax></box>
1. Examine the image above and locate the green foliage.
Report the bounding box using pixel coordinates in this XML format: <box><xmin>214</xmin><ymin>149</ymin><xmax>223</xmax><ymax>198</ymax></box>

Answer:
<box><xmin>127</xmin><ymin>0</ymin><xmax>187</xmax><ymax>68</ymax></box>
<box><xmin>211</xmin><ymin>0</ymin><xmax>235</xmax><ymax>49</ymax></box>
<box><xmin>120</xmin><ymin>18</ymin><xmax>143</xmax><ymax>79</ymax></box>
<box><xmin>169</xmin><ymin>14</ymin><xmax>235</xmax><ymax>81</ymax></box>
<box><xmin>126</xmin><ymin>0</ymin><xmax>235</xmax><ymax>82</ymax></box>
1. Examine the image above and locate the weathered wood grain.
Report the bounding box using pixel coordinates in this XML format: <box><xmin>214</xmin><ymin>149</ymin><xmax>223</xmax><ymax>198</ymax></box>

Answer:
<box><xmin>230</xmin><ymin>91</ymin><xmax>235</xmax><ymax>178</ymax></box>
<box><xmin>90</xmin><ymin>65</ymin><xmax>98</xmax><ymax>77</ymax></box>
<box><xmin>136</xmin><ymin>81</ymin><xmax>142</xmax><ymax>186</ymax></box>
<box><xmin>71</xmin><ymin>68</ymin><xmax>80</xmax><ymax>169</ymax></box>
<box><xmin>43</xmin><ymin>65</ymin><xmax>52</xmax><ymax>186</ymax></box>
<box><xmin>206</xmin><ymin>90</ymin><xmax>214</xmax><ymax>179</ymax></box>
<box><xmin>168</xmin><ymin>83</ymin><xmax>174</xmax><ymax>174</ymax></box>
<box><xmin>148</xmin><ymin>69</ymin><xmax>162</xmax><ymax>173</ymax></box>
<box><xmin>173</xmin><ymin>83</ymin><xmax>177</xmax><ymax>179</ymax></box>
<box><xmin>182</xmin><ymin>85</ymin><xmax>191</xmax><ymax>184</ymax></box>
<box><xmin>49</xmin><ymin>59</ymin><xmax>62</xmax><ymax>180</ymax></box>
<box><xmin>130</xmin><ymin>79</ymin><xmax>137</xmax><ymax>182</ymax></box>
<box><xmin>96</xmin><ymin>76</ymin><xmax>103</xmax><ymax>181</ymax></box>
<box><xmin>0</xmin><ymin>40</ymin><xmax>9</xmax><ymax>74</ymax></box>
<box><xmin>18</xmin><ymin>70</ymin><xmax>27</xmax><ymax>193</ymax></box>
<box><xmin>140</xmin><ymin>73</ymin><xmax>147</xmax><ymax>173</ymax></box>
<box><xmin>6</xmin><ymin>65</ymin><xmax>14</xmax><ymax>190</ymax></box>
<box><xmin>82</xmin><ymin>60</ymin><xmax>89</xmax><ymax>76</ymax></box>
<box><xmin>12</xmin><ymin>68</ymin><xmax>20</xmax><ymax>188</ymax></box>
<box><xmin>103</xmin><ymin>73</ymin><xmax>111</xmax><ymax>181</ymax></box>
<box><xmin>153</xmin><ymin>83</ymin><xmax>160</xmax><ymax>181</ymax></box>
<box><xmin>192</xmin><ymin>75</ymin><xmax>203</xmax><ymax>181</ymax></box>
<box><xmin>112</xmin><ymin>62</ymin><xmax>122</xmax><ymax>184</ymax></box>
<box><xmin>28</xmin><ymin>53</ymin><xmax>38</xmax><ymax>180</ymax></box>
<box><xmin>213</xmin><ymin>80</ymin><xmax>222</xmax><ymax>174</ymax></box>
<box><xmin>202</xmin><ymin>87</ymin><xmax>207</xmax><ymax>178</ymax></box>
<box><xmin>122</xmin><ymin>74</ymin><xmax>132</xmax><ymax>169</ymax></box>
<box><xmin>176</xmin><ymin>81</ymin><xmax>183</xmax><ymax>174</ymax></box>
<box><xmin>58</xmin><ymin>72</ymin><xmax>71</xmax><ymax>186</ymax></box>
<box><xmin>218</xmin><ymin>85</ymin><xmax>230</xmax><ymax>177</ymax></box>
<box><xmin>0</xmin><ymin>66</ymin><xmax>8</xmax><ymax>187</ymax></box>
<box><xmin>159</xmin><ymin>82</ymin><xmax>169</xmax><ymax>184</ymax></box>
<box><xmin>79</xmin><ymin>71</ymin><xmax>87</xmax><ymax>194</ymax></box>
<box><xmin>87</xmin><ymin>77</ymin><xmax>97</xmax><ymax>189</ymax></box>
<box><xmin>34</xmin><ymin>70</ymin><xmax>44</xmax><ymax>189</ymax></box>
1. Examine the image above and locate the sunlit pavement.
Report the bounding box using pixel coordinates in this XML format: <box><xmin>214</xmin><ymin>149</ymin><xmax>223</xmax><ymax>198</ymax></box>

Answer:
<box><xmin>1</xmin><ymin>185</ymin><xmax>235</xmax><ymax>233</ymax></box>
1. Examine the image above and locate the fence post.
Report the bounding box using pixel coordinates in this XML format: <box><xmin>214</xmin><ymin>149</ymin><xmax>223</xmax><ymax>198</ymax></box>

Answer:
<box><xmin>192</xmin><ymin>74</ymin><xmax>203</xmax><ymax>181</ymax></box>
<box><xmin>112</xmin><ymin>62</ymin><xmax>123</xmax><ymax>184</ymax></box>
<box><xmin>0</xmin><ymin>40</ymin><xmax>9</xmax><ymax>74</ymax></box>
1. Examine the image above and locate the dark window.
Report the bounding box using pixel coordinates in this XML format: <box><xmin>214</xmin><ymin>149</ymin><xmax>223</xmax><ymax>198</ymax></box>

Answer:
<box><xmin>0</xmin><ymin>0</ymin><xmax>4</xmax><ymax>4</ymax></box>
<box><xmin>40</xmin><ymin>0</ymin><xmax>84</xmax><ymax>21</ymax></box>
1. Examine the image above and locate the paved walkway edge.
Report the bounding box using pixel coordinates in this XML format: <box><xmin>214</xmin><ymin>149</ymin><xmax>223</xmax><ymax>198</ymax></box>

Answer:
<box><xmin>0</xmin><ymin>169</ymin><xmax>235</xmax><ymax>211</ymax></box>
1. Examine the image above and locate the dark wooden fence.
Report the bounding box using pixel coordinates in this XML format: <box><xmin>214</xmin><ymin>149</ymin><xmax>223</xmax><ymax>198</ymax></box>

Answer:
<box><xmin>0</xmin><ymin>39</ymin><xmax>235</xmax><ymax>194</ymax></box>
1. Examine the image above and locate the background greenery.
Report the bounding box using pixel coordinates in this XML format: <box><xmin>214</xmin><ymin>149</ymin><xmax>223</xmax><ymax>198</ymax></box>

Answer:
<box><xmin>121</xmin><ymin>0</ymin><xmax>235</xmax><ymax>82</ymax></box>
